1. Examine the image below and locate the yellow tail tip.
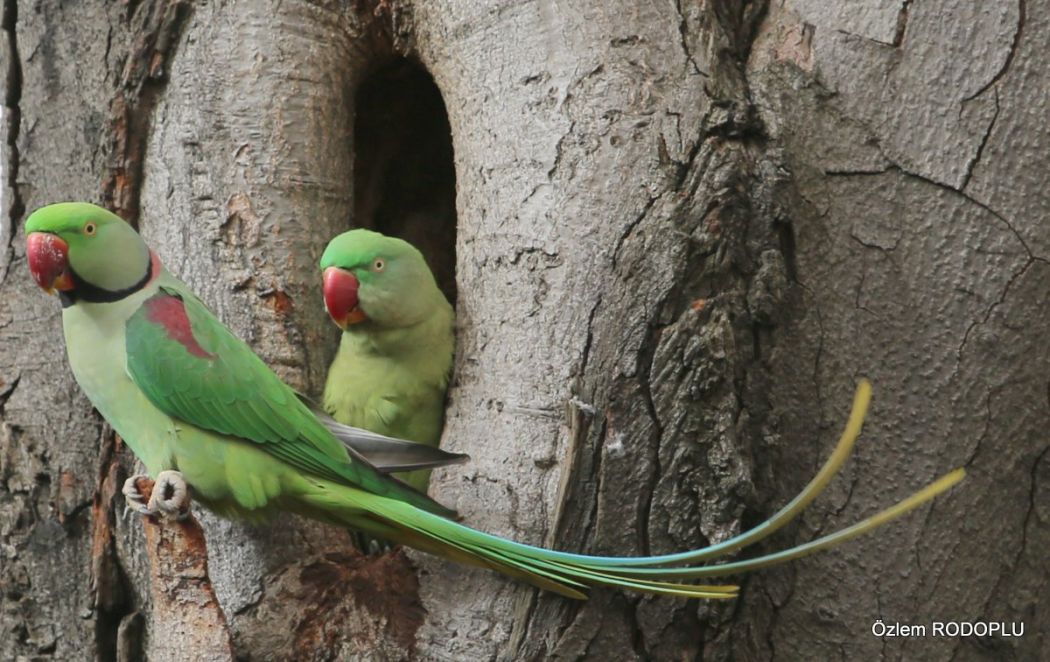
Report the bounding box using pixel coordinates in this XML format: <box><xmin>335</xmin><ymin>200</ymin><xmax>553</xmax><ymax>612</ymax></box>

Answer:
<box><xmin>854</xmin><ymin>378</ymin><xmax>873</xmax><ymax>410</ymax></box>
<box><xmin>943</xmin><ymin>467</ymin><xmax>966</xmax><ymax>485</ymax></box>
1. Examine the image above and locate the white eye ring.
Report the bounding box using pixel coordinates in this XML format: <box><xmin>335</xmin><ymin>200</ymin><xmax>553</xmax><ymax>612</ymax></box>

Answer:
<box><xmin>373</xmin><ymin>258</ymin><xmax>385</xmax><ymax>272</ymax></box>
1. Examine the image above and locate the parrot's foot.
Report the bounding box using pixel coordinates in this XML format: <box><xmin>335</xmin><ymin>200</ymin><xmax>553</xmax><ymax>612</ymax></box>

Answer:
<box><xmin>149</xmin><ymin>471</ymin><xmax>191</xmax><ymax>519</ymax></box>
<box><xmin>123</xmin><ymin>474</ymin><xmax>154</xmax><ymax>517</ymax></box>
<box><xmin>352</xmin><ymin>531</ymin><xmax>396</xmax><ymax>556</ymax></box>
<box><xmin>122</xmin><ymin>471</ymin><xmax>191</xmax><ymax>520</ymax></box>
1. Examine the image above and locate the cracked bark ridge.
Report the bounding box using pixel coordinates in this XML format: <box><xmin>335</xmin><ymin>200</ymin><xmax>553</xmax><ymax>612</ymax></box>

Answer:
<box><xmin>410</xmin><ymin>1</ymin><xmax>787</xmax><ymax>659</ymax></box>
<box><xmin>99</xmin><ymin>0</ymin><xmax>189</xmax><ymax>224</ymax></box>
<box><xmin>89</xmin><ymin>427</ymin><xmax>134</xmax><ymax>662</ymax></box>
<box><xmin>233</xmin><ymin>550</ymin><xmax>426</xmax><ymax>659</ymax></box>
<box><xmin>132</xmin><ymin>477</ymin><xmax>233</xmax><ymax>661</ymax></box>
<box><xmin>742</xmin><ymin>1</ymin><xmax>1049</xmax><ymax>659</ymax></box>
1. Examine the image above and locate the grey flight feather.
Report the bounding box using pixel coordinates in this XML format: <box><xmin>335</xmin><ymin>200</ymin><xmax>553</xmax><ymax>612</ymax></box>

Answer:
<box><xmin>296</xmin><ymin>393</ymin><xmax>470</xmax><ymax>473</ymax></box>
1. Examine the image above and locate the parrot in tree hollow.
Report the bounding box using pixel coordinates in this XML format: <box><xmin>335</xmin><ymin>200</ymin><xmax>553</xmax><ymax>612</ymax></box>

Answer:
<box><xmin>320</xmin><ymin>229</ymin><xmax>454</xmax><ymax>494</ymax></box>
<box><xmin>25</xmin><ymin>201</ymin><xmax>965</xmax><ymax>600</ymax></box>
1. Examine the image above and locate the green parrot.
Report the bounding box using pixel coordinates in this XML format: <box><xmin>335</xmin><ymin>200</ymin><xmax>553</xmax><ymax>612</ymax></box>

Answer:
<box><xmin>25</xmin><ymin>202</ymin><xmax>964</xmax><ymax>600</ymax></box>
<box><xmin>319</xmin><ymin>229</ymin><xmax>454</xmax><ymax>494</ymax></box>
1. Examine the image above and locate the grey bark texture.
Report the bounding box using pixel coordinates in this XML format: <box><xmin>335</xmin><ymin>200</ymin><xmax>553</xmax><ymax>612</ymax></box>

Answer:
<box><xmin>0</xmin><ymin>0</ymin><xmax>1045</xmax><ymax>660</ymax></box>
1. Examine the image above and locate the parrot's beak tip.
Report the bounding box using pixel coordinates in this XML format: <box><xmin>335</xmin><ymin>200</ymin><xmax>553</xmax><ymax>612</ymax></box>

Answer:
<box><xmin>323</xmin><ymin>267</ymin><xmax>366</xmax><ymax>327</ymax></box>
<box><xmin>326</xmin><ymin>309</ymin><xmax>349</xmax><ymax>330</ymax></box>
<box><xmin>26</xmin><ymin>232</ymin><xmax>75</xmax><ymax>294</ymax></box>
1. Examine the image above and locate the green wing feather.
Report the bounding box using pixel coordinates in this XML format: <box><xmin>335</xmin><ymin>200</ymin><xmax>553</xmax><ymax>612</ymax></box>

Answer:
<box><xmin>124</xmin><ymin>285</ymin><xmax>453</xmax><ymax>517</ymax></box>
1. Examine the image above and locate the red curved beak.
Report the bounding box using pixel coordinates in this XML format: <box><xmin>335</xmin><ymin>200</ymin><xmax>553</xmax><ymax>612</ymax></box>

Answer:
<box><xmin>323</xmin><ymin>267</ymin><xmax>366</xmax><ymax>328</ymax></box>
<box><xmin>26</xmin><ymin>232</ymin><xmax>75</xmax><ymax>295</ymax></box>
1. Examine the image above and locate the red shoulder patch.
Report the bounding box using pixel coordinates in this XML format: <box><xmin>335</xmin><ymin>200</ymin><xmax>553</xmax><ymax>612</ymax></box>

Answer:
<box><xmin>144</xmin><ymin>295</ymin><xmax>216</xmax><ymax>359</ymax></box>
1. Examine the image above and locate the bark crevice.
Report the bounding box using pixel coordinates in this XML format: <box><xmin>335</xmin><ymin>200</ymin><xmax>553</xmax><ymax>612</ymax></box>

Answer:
<box><xmin>100</xmin><ymin>0</ymin><xmax>191</xmax><ymax>223</ymax></box>
<box><xmin>1</xmin><ymin>0</ymin><xmax>22</xmax><ymax>280</ymax></box>
<box><xmin>962</xmin><ymin>88</ymin><xmax>1000</xmax><ymax>190</ymax></box>
<box><xmin>962</xmin><ymin>0</ymin><xmax>1025</xmax><ymax>103</ymax></box>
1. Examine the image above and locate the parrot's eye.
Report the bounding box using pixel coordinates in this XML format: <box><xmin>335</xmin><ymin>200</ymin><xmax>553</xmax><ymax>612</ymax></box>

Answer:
<box><xmin>84</xmin><ymin>222</ymin><xmax>98</xmax><ymax>236</ymax></box>
<box><xmin>372</xmin><ymin>258</ymin><xmax>385</xmax><ymax>272</ymax></box>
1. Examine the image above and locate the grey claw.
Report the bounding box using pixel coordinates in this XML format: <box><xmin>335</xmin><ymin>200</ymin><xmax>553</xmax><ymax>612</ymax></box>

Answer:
<box><xmin>122</xmin><ymin>474</ymin><xmax>156</xmax><ymax>517</ymax></box>
<box><xmin>147</xmin><ymin>470</ymin><xmax>191</xmax><ymax>520</ymax></box>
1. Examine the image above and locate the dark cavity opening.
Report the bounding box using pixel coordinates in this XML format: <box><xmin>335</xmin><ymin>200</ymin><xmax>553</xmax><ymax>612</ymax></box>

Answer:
<box><xmin>353</xmin><ymin>58</ymin><xmax>457</xmax><ymax>303</ymax></box>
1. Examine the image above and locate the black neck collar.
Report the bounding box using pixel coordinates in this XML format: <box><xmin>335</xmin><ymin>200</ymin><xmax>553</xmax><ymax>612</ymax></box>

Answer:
<box><xmin>60</xmin><ymin>259</ymin><xmax>155</xmax><ymax>309</ymax></box>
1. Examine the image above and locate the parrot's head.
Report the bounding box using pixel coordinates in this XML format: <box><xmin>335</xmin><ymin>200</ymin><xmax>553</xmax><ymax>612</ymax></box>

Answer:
<box><xmin>24</xmin><ymin>202</ymin><xmax>151</xmax><ymax>301</ymax></box>
<box><xmin>320</xmin><ymin>229</ymin><xmax>446</xmax><ymax>330</ymax></box>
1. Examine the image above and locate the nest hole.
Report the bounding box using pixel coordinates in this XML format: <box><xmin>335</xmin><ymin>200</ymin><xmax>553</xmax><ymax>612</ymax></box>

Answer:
<box><xmin>353</xmin><ymin>58</ymin><xmax>457</xmax><ymax>303</ymax></box>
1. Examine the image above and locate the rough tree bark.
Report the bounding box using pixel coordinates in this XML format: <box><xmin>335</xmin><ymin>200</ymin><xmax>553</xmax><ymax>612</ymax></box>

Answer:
<box><xmin>1</xmin><ymin>0</ymin><xmax>1046</xmax><ymax>660</ymax></box>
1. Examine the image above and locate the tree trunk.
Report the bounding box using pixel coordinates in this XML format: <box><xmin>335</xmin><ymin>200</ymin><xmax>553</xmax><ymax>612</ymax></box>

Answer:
<box><xmin>1</xmin><ymin>0</ymin><xmax>1045</xmax><ymax>660</ymax></box>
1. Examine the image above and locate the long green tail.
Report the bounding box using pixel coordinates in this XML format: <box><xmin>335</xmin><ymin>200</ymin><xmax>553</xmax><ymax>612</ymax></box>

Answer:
<box><xmin>319</xmin><ymin>381</ymin><xmax>965</xmax><ymax>599</ymax></box>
